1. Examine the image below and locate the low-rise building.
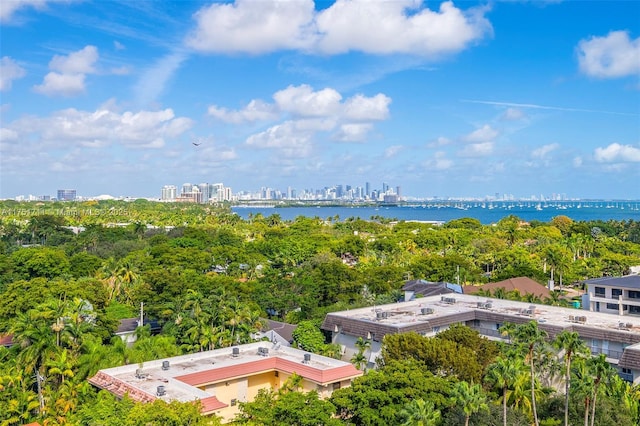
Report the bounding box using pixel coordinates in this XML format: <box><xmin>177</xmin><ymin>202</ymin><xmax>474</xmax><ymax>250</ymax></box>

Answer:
<box><xmin>582</xmin><ymin>274</ymin><xmax>640</xmax><ymax>316</ymax></box>
<box><xmin>89</xmin><ymin>341</ymin><xmax>362</xmax><ymax>423</ymax></box>
<box><xmin>321</xmin><ymin>294</ymin><xmax>640</xmax><ymax>383</ymax></box>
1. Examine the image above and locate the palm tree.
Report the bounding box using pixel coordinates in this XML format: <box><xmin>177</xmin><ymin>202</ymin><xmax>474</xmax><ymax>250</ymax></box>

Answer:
<box><xmin>10</xmin><ymin>309</ymin><xmax>57</xmax><ymax>413</ymax></box>
<box><xmin>587</xmin><ymin>354</ymin><xmax>614</xmax><ymax>426</ymax></box>
<box><xmin>452</xmin><ymin>381</ymin><xmax>489</xmax><ymax>426</ymax></box>
<box><xmin>350</xmin><ymin>351</ymin><xmax>367</xmax><ymax>370</ymax></box>
<box><xmin>509</xmin><ymin>321</ymin><xmax>548</xmax><ymax>426</ymax></box>
<box><xmin>571</xmin><ymin>358</ymin><xmax>595</xmax><ymax>426</ymax></box>
<box><xmin>486</xmin><ymin>356</ymin><xmax>524</xmax><ymax>426</ymax></box>
<box><xmin>554</xmin><ymin>330</ymin><xmax>589</xmax><ymax>426</ymax></box>
<box><xmin>399</xmin><ymin>398</ymin><xmax>441</xmax><ymax>426</ymax></box>
<box><xmin>46</xmin><ymin>348</ymin><xmax>76</xmax><ymax>385</ymax></box>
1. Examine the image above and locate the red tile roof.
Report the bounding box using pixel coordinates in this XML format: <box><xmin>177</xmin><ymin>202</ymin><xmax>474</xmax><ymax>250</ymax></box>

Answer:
<box><xmin>198</xmin><ymin>395</ymin><xmax>228</xmax><ymax>413</ymax></box>
<box><xmin>175</xmin><ymin>356</ymin><xmax>361</xmax><ymax>387</ymax></box>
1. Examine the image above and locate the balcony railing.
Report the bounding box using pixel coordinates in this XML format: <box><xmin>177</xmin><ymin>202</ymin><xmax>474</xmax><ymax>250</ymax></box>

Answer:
<box><xmin>619</xmin><ymin>372</ymin><xmax>634</xmax><ymax>383</ymax></box>
<box><xmin>590</xmin><ymin>347</ymin><xmax>624</xmax><ymax>360</ymax></box>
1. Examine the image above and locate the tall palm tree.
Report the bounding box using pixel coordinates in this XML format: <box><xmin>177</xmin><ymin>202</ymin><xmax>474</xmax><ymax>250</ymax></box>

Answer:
<box><xmin>452</xmin><ymin>381</ymin><xmax>489</xmax><ymax>426</ymax></box>
<box><xmin>571</xmin><ymin>358</ymin><xmax>595</xmax><ymax>426</ymax></box>
<box><xmin>587</xmin><ymin>354</ymin><xmax>614</xmax><ymax>426</ymax></box>
<box><xmin>554</xmin><ymin>330</ymin><xmax>589</xmax><ymax>426</ymax></box>
<box><xmin>10</xmin><ymin>309</ymin><xmax>57</xmax><ymax>413</ymax></box>
<box><xmin>486</xmin><ymin>356</ymin><xmax>524</xmax><ymax>426</ymax></box>
<box><xmin>399</xmin><ymin>398</ymin><xmax>441</xmax><ymax>426</ymax></box>
<box><xmin>509</xmin><ymin>321</ymin><xmax>548</xmax><ymax>426</ymax></box>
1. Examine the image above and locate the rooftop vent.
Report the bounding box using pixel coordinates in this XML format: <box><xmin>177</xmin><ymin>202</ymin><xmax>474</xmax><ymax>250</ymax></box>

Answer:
<box><xmin>421</xmin><ymin>307</ymin><xmax>434</xmax><ymax>315</ymax></box>
<box><xmin>376</xmin><ymin>311</ymin><xmax>389</xmax><ymax>320</ymax></box>
<box><xmin>303</xmin><ymin>353</ymin><xmax>311</xmax><ymax>364</ymax></box>
<box><xmin>161</xmin><ymin>360</ymin><xmax>170</xmax><ymax>371</ymax></box>
<box><xmin>156</xmin><ymin>385</ymin><xmax>166</xmax><ymax>396</ymax></box>
<box><xmin>258</xmin><ymin>347</ymin><xmax>269</xmax><ymax>356</ymax></box>
<box><xmin>232</xmin><ymin>347</ymin><xmax>240</xmax><ymax>357</ymax></box>
<box><xmin>441</xmin><ymin>296</ymin><xmax>456</xmax><ymax>304</ymax></box>
<box><xmin>135</xmin><ymin>368</ymin><xmax>148</xmax><ymax>379</ymax></box>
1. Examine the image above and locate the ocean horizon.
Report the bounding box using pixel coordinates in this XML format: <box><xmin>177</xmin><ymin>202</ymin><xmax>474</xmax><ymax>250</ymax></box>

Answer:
<box><xmin>232</xmin><ymin>201</ymin><xmax>640</xmax><ymax>224</ymax></box>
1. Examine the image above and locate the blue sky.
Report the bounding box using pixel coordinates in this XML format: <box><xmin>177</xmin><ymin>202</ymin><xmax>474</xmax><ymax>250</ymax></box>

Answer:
<box><xmin>1</xmin><ymin>0</ymin><xmax>639</xmax><ymax>200</ymax></box>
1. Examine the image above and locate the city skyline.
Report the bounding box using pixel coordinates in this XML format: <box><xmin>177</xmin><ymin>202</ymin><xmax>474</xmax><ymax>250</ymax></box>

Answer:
<box><xmin>1</xmin><ymin>1</ymin><xmax>639</xmax><ymax>200</ymax></box>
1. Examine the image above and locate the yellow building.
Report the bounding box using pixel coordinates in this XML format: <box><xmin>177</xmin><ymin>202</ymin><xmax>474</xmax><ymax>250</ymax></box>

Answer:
<box><xmin>89</xmin><ymin>342</ymin><xmax>362</xmax><ymax>422</ymax></box>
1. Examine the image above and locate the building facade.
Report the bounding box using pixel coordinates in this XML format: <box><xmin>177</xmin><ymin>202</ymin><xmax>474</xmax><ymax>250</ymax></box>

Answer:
<box><xmin>582</xmin><ymin>275</ymin><xmax>640</xmax><ymax>316</ymax></box>
<box><xmin>57</xmin><ymin>189</ymin><xmax>77</xmax><ymax>201</ymax></box>
<box><xmin>321</xmin><ymin>294</ymin><xmax>640</xmax><ymax>383</ymax></box>
<box><xmin>89</xmin><ymin>341</ymin><xmax>361</xmax><ymax>423</ymax></box>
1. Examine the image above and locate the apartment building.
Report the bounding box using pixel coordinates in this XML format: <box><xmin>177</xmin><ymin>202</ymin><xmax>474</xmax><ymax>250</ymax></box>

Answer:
<box><xmin>321</xmin><ymin>294</ymin><xmax>640</xmax><ymax>384</ymax></box>
<box><xmin>89</xmin><ymin>341</ymin><xmax>361</xmax><ymax>423</ymax></box>
<box><xmin>582</xmin><ymin>274</ymin><xmax>640</xmax><ymax>316</ymax></box>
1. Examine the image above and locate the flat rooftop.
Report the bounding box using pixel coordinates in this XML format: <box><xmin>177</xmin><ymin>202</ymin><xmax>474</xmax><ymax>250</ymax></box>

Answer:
<box><xmin>89</xmin><ymin>341</ymin><xmax>361</xmax><ymax>411</ymax></box>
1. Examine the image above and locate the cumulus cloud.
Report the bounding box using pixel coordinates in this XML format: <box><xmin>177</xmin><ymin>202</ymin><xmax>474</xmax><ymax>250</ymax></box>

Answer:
<box><xmin>577</xmin><ymin>31</ymin><xmax>640</xmax><ymax>78</ymax></box>
<box><xmin>246</xmin><ymin>120</ymin><xmax>314</xmax><ymax>158</ymax></box>
<box><xmin>463</xmin><ymin>124</ymin><xmax>498</xmax><ymax>143</ymax></box>
<box><xmin>208</xmin><ymin>99</ymin><xmax>278</xmax><ymax>124</ymax></box>
<box><xmin>187</xmin><ymin>0</ymin><xmax>316</xmax><ymax>54</ymax></box>
<box><xmin>532</xmin><ymin>143</ymin><xmax>559</xmax><ymax>159</ymax></box>
<box><xmin>427</xmin><ymin>136</ymin><xmax>452</xmax><ymax>148</ymax></box>
<box><xmin>594</xmin><ymin>143</ymin><xmax>640</xmax><ymax>163</ymax></box>
<box><xmin>315</xmin><ymin>0</ymin><xmax>491</xmax><ymax>56</ymax></box>
<box><xmin>33</xmin><ymin>46</ymin><xmax>99</xmax><ymax>96</ymax></box>
<box><xmin>0</xmin><ymin>57</ymin><xmax>26</xmax><ymax>91</ymax></box>
<box><xmin>333</xmin><ymin>123</ymin><xmax>373</xmax><ymax>142</ymax></box>
<box><xmin>6</xmin><ymin>105</ymin><xmax>193</xmax><ymax>149</ymax></box>
<box><xmin>209</xmin><ymin>84</ymin><xmax>392</xmax><ymax>153</ymax></box>
<box><xmin>186</xmin><ymin>0</ymin><xmax>491</xmax><ymax>57</ymax></box>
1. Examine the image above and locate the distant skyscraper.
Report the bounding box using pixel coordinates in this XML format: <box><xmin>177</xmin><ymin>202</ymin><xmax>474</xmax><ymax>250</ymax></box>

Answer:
<box><xmin>396</xmin><ymin>186</ymin><xmax>401</xmax><ymax>199</ymax></box>
<box><xmin>57</xmin><ymin>189</ymin><xmax>76</xmax><ymax>201</ymax></box>
<box><xmin>365</xmin><ymin>182</ymin><xmax>370</xmax><ymax>198</ymax></box>
<box><xmin>382</xmin><ymin>182</ymin><xmax>389</xmax><ymax>193</ymax></box>
<box><xmin>161</xmin><ymin>185</ymin><xmax>177</xmax><ymax>201</ymax></box>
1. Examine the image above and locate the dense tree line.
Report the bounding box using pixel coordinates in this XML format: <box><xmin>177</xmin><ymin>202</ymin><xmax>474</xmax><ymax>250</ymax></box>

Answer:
<box><xmin>1</xmin><ymin>201</ymin><xmax>639</xmax><ymax>424</ymax></box>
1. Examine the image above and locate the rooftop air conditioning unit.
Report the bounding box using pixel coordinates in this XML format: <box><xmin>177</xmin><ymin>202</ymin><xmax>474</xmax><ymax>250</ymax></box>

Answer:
<box><xmin>258</xmin><ymin>347</ymin><xmax>269</xmax><ymax>356</ymax></box>
<box><xmin>421</xmin><ymin>307</ymin><xmax>434</xmax><ymax>315</ymax></box>
<box><xmin>162</xmin><ymin>361</ymin><xmax>170</xmax><ymax>371</ymax></box>
<box><xmin>135</xmin><ymin>368</ymin><xmax>147</xmax><ymax>379</ymax></box>
<box><xmin>484</xmin><ymin>302</ymin><xmax>492</xmax><ymax>309</ymax></box>
<box><xmin>303</xmin><ymin>353</ymin><xmax>311</xmax><ymax>363</ymax></box>
<box><xmin>156</xmin><ymin>385</ymin><xmax>166</xmax><ymax>396</ymax></box>
<box><xmin>232</xmin><ymin>347</ymin><xmax>240</xmax><ymax>357</ymax></box>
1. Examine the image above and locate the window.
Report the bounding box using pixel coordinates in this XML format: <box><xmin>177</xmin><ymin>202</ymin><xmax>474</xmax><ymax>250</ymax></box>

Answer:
<box><xmin>622</xmin><ymin>368</ymin><xmax>632</xmax><ymax>374</ymax></box>
<box><xmin>432</xmin><ymin>326</ymin><xmax>440</xmax><ymax>333</ymax></box>
<box><xmin>629</xmin><ymin>291</ymin><xmax>640</xmax><ymax>299</ymax></box>
<box><xmin>595</xmin><ymin>287</ymin><xmax>605</xmax><ymax>296</ymax></box>
<box><xmin>231</xmin><ymin>399</ymin><xmax>237</xmax><ymax>406</ymax></box>
<box><xmin>333</xmin><ymin>382</ymin><xmax>341</xmax><ymax>391</ymax></box>
<box><xmin>612</xmin><ymin>289</ymin><xmax>622</xmax><ymax>298</ymax></box>
<box><xmin>495</xmin><ymin>323</ymin><xmax>502</xmax><ymax>331</ymax></box>
<box><xmin>607</xmin><ymin>303</ymin><xmax>618</xmax><ymax>310</ymax></box>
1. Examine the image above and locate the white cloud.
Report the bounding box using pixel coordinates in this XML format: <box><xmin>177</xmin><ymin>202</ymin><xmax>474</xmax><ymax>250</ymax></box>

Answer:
<box><xmin>427</xmin><ymin>136</ymin><xmax>451</xmax><ymax>148</ymax></box>
<box><xmin>274</xmin><ymin>85</ymin><xmax>342</xmax><ymax>117</ymax></box>
<box><xmin>6</xmin><ymin>106</ymin><xmax>193</xmax><ymax>149</ymax></box>
<box><xmin>0</xmin><ymin>0</ymin><xmax>59</xmax><ymax>23</ymax></box>
<box><xmin>246</xmin><ymin>121</ymin><xmax>313</xmax><ymax>158</ymax></box>
<box><xmin>532</xmin><ymin>143</ymin><xmax>559</xmax><ymax>159</ymax></box>
<box><xmin>501</xmin><ymin>108</ymin><xmax>525</xmax><ymax>121</ymax></box>
<box><xmin>384</xmin><ymin>145</ymin><xmax>404</xmax><ymax>158</ymax></box>
<box><xmin>573</xmin><ymin>156</ymin><xmax>583</xmax><ymax>167</ymax></box>
<box><xmin>315</xmin><ymin>0</ymin><xmax>491</xmax><ymax>56</ymax></box>
<box><xmin>186</xmin><ymin>0</ymin><xmax>316</xmax><ymax>54</ymax></box>
<box><xmin>186</xmin><ymin>0</ymin><xmax>491</xmax><ymax>57</ymax></box>
<box><xmin>49</xmin><ymin>45</ymin><xmax>98</xmax><ymax>74</ymax></box>
<box><xmin>577</xmin><ymin>31</ymin><xmax>640</xmax><ymax>78</ymax></box>
<box><xmin>425</xmin><ymin>151</ymin><xmax>453</xmax><ymax>170</ymax></box>
<box><xmin>0</xmin><ymin>127</ymin><xmax>19</xmax><ymax>142</ymax></box>
<box><xmin>457</xmin><ymin>141</ymin><xmax>493</xmax><ymax>157</ymax></box>
<box><xmin>34</xmin><ymin>72</ymin><xmax>86</xmax><ymax>96</ymax></box>
<box><xmin>33</xmin><ymin>45</ymin><xmax>99</xmax><ymax>97</ymax></box>
<box><xmin>343</xmin><ymin>94</ymin><xmax>391</xmax><ymax>121</ymax></box>
<box><xmin>333</xmin><ymin>123</ymin><xmax>373</xmax><ymax>142</ymax></box>
<box><xmin>463</xmin><ymin>124</ymin><xmax>498</xmax><ymax>143</ymax></box>
<box><xmin>208</xmin><ymin>99</ymin><xmax>278</xmax><ymax>124</ymax></box>
<box><xmin>0</xmin><ymin>57</ymin><xmax>26</xmax><ymax>91</ymax></box>
<box><xmin>114</xmin><ymin>40</ymin><xmax>125</xmax><ymax>50</ymax></box>
<box><xmin>594</xmin><ymin>143</ymin><xmax>640</xmax><ymax>163</ymax></box>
